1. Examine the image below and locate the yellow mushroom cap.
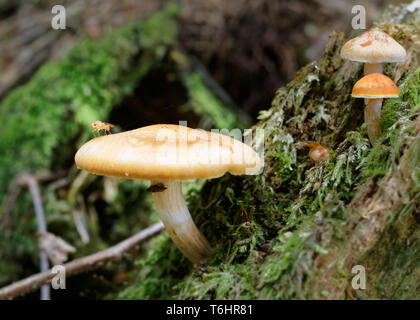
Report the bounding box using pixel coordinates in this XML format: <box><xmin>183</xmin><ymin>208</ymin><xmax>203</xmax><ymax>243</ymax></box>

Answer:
<box><xmin>352</xmin><ymin>73</ymin><xmax>399</xmax><ymax>98</ymax></box>
<box><xmin>75</xmin><ymin>124</ymin><xmax>262</xmax><ymax>180</ymax></box>
<box><xmin>341</xmin><ymin>30</ymin><xmax>406</xmax><ymax>63</ymax></box>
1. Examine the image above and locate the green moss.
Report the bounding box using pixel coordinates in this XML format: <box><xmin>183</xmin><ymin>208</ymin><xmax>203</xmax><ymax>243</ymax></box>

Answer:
<box><xmin>362</xmin><ymin>144</ymin><xmax>391</xmax><ymax>179</ymax></box>
<box><xmin>381</xmin><ymin>68</ymin><xmax>420</xmax><ymax>132</ymax></box>
<box><xmin>184</xmin><ymin>72</ymin><xmax>239</xmax><ymax>130</ymax></box>
<box><xmin>116</xmin><ymin>234</ymin><xmax>190</xmax><ymax>299</ymax></box>
<box><xmin>176</xmin><ymin>263</ymin><xmax>255</xmax><ymax>300</ymax></box>
<box><xmin>0</xmin><ymin>4</ymin><xmax>180</xmax><ymax>204</ymax></box>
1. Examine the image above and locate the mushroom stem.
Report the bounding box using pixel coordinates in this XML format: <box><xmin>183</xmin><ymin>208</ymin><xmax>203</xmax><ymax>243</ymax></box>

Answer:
<box><xmin>151</xmin><ymin>180</ymin><xmax>212</xmax><ymax>264</ymax></box>
<box><xmin>365</xmin><ymin>98</ymin><xmax>383</xmax><ymax>144</ymax></box>
<box><xmin>364</xmin><ymin>63</ymin><xmax>383</xmax><ymax>75</ymax></box>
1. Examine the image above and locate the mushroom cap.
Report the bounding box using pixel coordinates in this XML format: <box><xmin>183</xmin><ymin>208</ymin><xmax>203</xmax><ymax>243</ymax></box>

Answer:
<box><xmin>352</xmin><ymin>73</ymin><xmax>399</xmax><ymax>98</ymax></box>
<box><xmin>309</xmin><ymin>146</ymin><xmax>330</xmax><ymax>162</ymax></box>
<box><xmin>75</xmin><ymin>124</ymin><xmax>262</xmax><ymax>180</ymax></box>
<box><xmin>341</xmin><ymin>30</ymin><xmax>406</xmax><ymax>63</ymax></box>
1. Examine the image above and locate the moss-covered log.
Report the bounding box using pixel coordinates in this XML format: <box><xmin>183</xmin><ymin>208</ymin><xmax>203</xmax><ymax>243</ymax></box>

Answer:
<box><xmin>117</xmin><ymin>2</ymin><xmax>420</xmax><ymax>300</ymax></box>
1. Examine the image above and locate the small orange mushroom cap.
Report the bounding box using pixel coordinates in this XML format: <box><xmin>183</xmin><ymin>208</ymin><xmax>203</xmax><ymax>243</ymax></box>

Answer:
<box><xmin>352</xmin><ymin>73</ymin><xmax>399</xmax><ymax>99</ymax></box>
<box><xmin>305</xmin><ymin>142</ymin><xmax>330</xmax><ymax>162</ymax></box>
<box><xmin>295</xmin><ymin>141</ymin><xmax>330</xmax><ymax>162</ymax></box>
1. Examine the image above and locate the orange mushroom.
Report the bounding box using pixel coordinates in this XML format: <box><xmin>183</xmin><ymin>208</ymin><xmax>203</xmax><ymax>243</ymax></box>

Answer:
<box><xmin>352</xmin><ymin>73</ymin><xmax>399</xmax><ymax>144</ymax></box>
<box><xmin>296</xmin><ymin>141</ymin><xmax>330</xmax><ymax>162</ymax></box>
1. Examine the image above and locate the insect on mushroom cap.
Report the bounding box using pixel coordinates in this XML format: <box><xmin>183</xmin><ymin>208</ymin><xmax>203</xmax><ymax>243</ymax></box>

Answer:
<box><xmin>340</xmin><ymin>30</ymin><xmax>407</xmax><ymax>63</ymax></box>
<box><xmin>351</xmin><ymin>73</ymin><xmax>399</xmax><ymax>98</ymax></box>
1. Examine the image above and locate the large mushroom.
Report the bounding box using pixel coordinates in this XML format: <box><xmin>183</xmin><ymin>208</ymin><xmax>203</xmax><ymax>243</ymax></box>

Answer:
<box><xmin>352</xmin><ymin>73</ymin><xmax>399</xmax><ymax>144</ymax></box>
<box><xmin>341</xmin><ymin>30</ymin><xmax>406</xmax><ymax>75</ymax></box>
<box><xmin>75</xmin><ymin>124</ymin><xmax>262</xmax><ymax>264</ymax></box>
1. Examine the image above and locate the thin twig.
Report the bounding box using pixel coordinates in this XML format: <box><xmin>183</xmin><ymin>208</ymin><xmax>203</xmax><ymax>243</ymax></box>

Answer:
<box><xmin>0</xmin><ymin>221</ymin><xmax>165</xmax><ymax>300</ymax></box>
<box><xmin>1</xmin><ymin>172</ymin><xmax>66</xmax><ymax>299</ymax></box>
<box><xmin>18</xmin><ymin>174</ymin><xmax>50</xmax><ymax>300</ymax></box>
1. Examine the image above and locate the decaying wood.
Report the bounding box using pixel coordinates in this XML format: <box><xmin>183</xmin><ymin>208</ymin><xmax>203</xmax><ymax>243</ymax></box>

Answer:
<box><xmin>315</xmin><ymin>139</ymin><xmax>419</xmax><ymax>299</ymax></box>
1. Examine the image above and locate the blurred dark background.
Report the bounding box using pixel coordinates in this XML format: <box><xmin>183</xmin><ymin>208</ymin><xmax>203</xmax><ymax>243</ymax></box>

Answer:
<box><xmin>0</xmin><ymin>0</ymin><xmax>402</xmax><ymax>119</ymax></box>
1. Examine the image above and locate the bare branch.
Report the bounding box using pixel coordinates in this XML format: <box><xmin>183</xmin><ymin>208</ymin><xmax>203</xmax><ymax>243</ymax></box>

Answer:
<box><xmin>17</xmin><ymin>174</ymin><xmax>50</xmax><ymax>300</ymax></box>
<box><xmin>0</xmin><ymin>221</ymin><xmax>165</xmax><ymax>300</ymax></box>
